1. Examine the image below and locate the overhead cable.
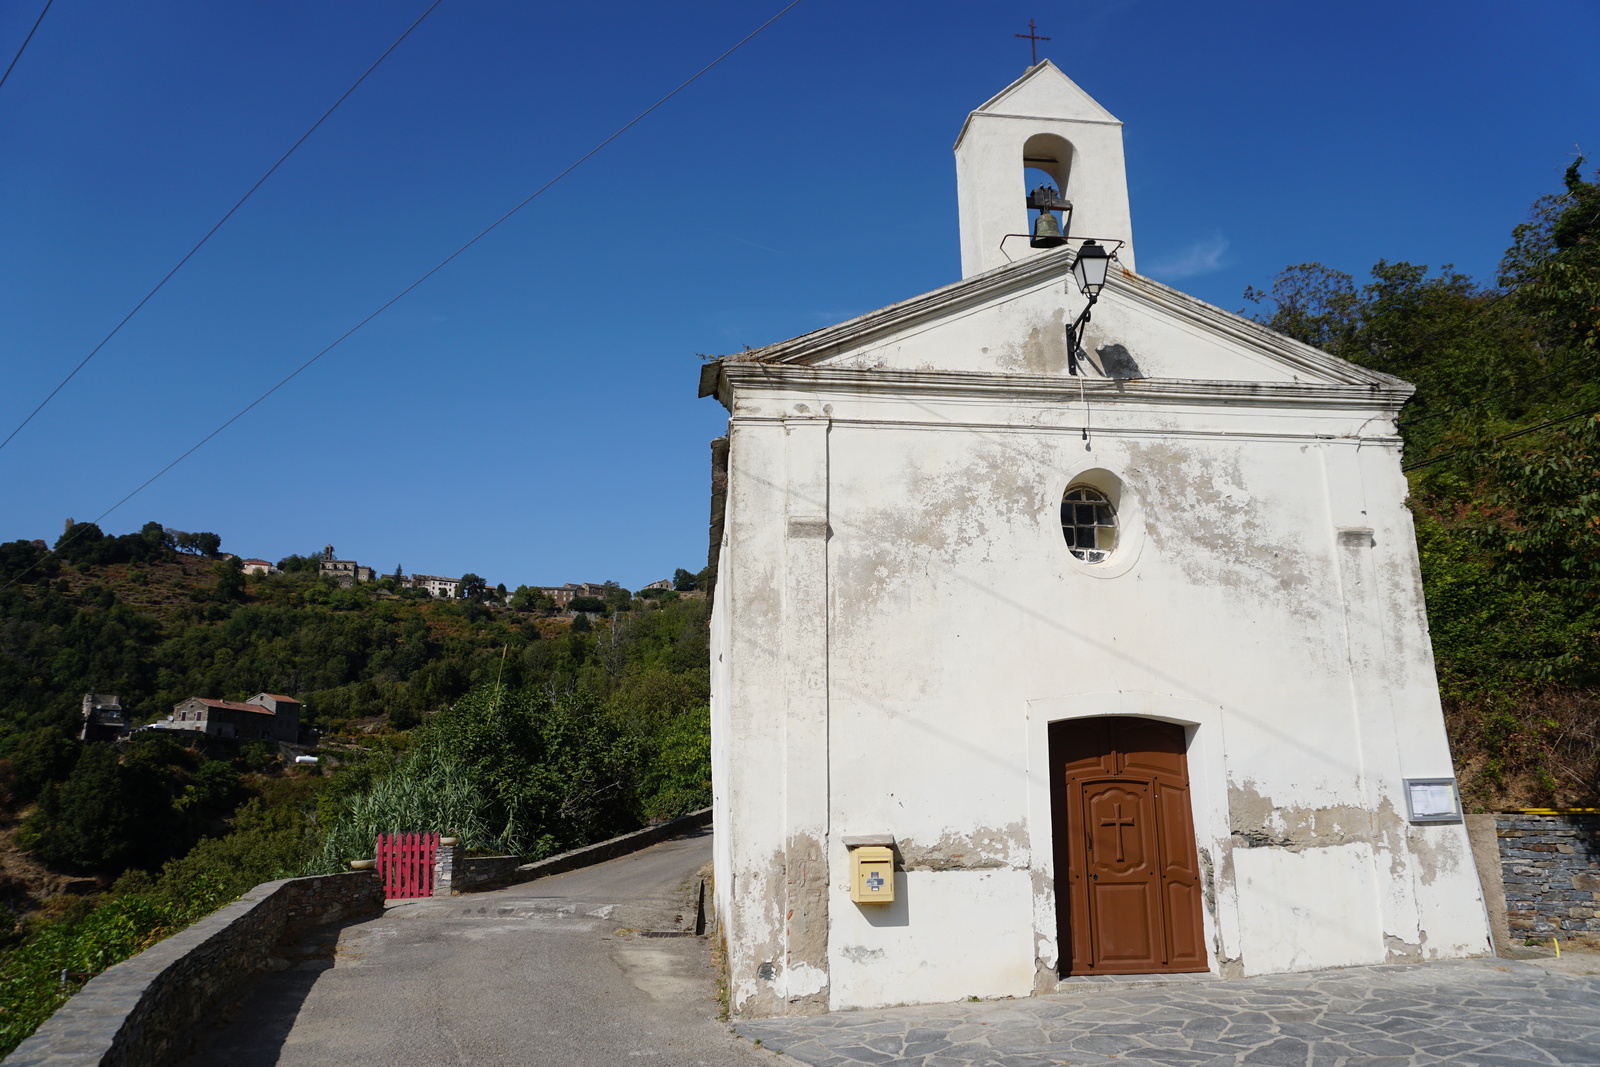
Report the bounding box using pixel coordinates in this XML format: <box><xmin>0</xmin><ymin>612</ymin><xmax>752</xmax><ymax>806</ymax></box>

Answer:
<box><xmin>0</xmin><ymin>0</ymin><xmax>446</xmax><ymax>456</ymax></box>
<box><xmin>1401</xmin><ymin>407</ymin><xmax>1600</xmax><ymax>472</ymax></box>
<box><xmin>1400</xmin><ymin>351</ymin><xmax>1600</xmax><ymax>427</ymax></box>
<box><xmin>0</xmin><ymin>0</ymin><xmax>806</xmax><ymax>594</ymax></box>
<box><xmin>0</xmin><ymin>0</ymin><xmax>53</xmax><ymax>94</ymax></box>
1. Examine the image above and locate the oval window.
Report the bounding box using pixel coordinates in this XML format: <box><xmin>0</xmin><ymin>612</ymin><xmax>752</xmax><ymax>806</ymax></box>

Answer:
<box><xmin>1061</xmin><ymin>486</ymin><xmax>1117</xmax><ymax>563</ymax></box>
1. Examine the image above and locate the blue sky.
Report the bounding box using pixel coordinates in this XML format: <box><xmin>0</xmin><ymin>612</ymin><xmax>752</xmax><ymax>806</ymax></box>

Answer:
<box><xmin>2</xmin><ymin>0</ymin><xmax>1596</xmax><ymax>590</ymax></box>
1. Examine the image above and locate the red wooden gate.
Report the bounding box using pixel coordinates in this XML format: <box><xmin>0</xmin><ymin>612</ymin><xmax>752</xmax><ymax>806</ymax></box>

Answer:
<box><xmin>376</xmin><ymin>831</ymin><xmax>438</xmax><ymax>899</ymax></box>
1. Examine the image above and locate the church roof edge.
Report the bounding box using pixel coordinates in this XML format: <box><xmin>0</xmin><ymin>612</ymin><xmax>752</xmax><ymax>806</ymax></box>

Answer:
<box><xmin>698</xmin><ymin>250</ymin><xmax>1410</xmax><ymax>397</ymax></box>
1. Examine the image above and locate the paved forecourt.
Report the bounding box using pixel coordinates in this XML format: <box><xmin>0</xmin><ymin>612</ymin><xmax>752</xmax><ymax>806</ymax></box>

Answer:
<box><xmin>180</xmin><ymin>828</ymin><xmax>769</xmax><ymax>1067</ymax></box>
<box><xmin>736</xmin><ymin>956</ymin><xmax>1600</xmax><ymax>1067</ymax></box>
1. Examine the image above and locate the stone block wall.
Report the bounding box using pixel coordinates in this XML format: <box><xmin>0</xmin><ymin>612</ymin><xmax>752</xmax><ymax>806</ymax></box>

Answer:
<box><xmin>1496</xmin><ymin>813</ymin><xmax>1600</xmax><ymax>940</ymax></box>
<box><xmin>4</xmin><ymin>871</ymin><xmax>382</xmax><ymax>1067</ymax></box>
<box><xmin>457</xmin><ymin>855</ymin><xmax>522</xmax><ymax>890</ymax></box>
<box><xmin>432</xmin><ymin>842</ymin><xmax>522</xmax><ymax>895</ymax></box>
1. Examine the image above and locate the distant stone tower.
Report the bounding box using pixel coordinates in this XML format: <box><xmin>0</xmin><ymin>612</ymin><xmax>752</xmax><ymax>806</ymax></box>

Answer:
<box><xmin>323</xmin><ymin>545</ymin><xmax>335</xmax><ymax>561</ymax></box>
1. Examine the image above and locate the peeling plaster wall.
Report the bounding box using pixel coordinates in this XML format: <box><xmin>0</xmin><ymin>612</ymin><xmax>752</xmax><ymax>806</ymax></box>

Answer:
<box><xmin>710</xmin><ymin>279</ymin><xmax>1489</xmax><ymax>1016</ymax></box>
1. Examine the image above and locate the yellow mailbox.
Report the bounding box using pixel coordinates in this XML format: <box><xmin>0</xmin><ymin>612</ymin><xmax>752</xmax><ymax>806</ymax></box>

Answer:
<box><xmin>849</xmin><ymin>845</ymin><xmax>896</xmax><ymax>904</ymax></box>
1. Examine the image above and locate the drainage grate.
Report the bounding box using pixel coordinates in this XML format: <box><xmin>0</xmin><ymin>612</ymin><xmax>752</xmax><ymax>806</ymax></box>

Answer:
<box><xmin>639</xmin><ymin>931</ymin><xmax>697</xmax><ymax>938</ymax></box>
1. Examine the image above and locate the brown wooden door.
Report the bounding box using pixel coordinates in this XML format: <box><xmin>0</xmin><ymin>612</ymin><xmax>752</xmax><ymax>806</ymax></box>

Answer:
<box><xmin>1050</xmin><ymin>717</ymin><xmax>1208</xmax><ymax>975</ymax></box>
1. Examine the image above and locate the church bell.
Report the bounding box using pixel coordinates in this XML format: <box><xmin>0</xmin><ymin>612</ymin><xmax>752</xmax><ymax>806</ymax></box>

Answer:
<box><xmin>1025</xmin><ymin>184</ymin><xmax>1072</xmax><ymax>249</ymax></box>
<box><xmin>1030</xmin><ymin>210</ymin><xmax>1065</xmax><ymax>248</ymax></box>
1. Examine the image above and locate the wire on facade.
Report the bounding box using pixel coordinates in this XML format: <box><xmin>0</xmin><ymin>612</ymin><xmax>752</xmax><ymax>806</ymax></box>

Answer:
<box><xmin>0</xmin><ymin>0</ymin><xmax>446</xmax><ymax>456</ymax></box>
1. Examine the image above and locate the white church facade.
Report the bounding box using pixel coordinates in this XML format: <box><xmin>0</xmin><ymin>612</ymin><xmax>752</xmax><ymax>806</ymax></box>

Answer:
<box><xmin>699</xmin><ymin>61</ymin><xmax>1491</xmax><ymax>1019</ymax></box>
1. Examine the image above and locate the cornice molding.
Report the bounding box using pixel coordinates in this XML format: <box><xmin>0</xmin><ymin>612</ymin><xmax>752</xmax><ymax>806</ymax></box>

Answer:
<box><xmin>728</xmin><ymin>413</ymin><xmax>1404</xmax><ymax>449</ymax></box>
<box><xmin>716</xmin><ymin>362</ymin><xmax>1410</xmax><ymax>414</ymax></box>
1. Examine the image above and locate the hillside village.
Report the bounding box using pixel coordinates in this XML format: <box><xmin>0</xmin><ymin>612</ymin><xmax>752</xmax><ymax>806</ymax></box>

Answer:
<box><xmin>243</xmin><ymin>543</ymin><xmax>685</xmax><ymax>608</ymax></box>
<box><xmin>51</xmin><ymin>534</ymin><xmax>710</xmax><ymax>749</ymax></box>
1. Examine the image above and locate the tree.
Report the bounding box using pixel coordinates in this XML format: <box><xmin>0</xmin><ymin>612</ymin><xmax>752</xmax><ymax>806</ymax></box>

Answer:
<box><xmin>672</xmin><ymin>568</ymin><xmax>697</xmax><ymax>591</ymax></box>
<box><xmin>139</xmin><ymin>522</ymin><xmax>174</xmax><ymax>553</ymax></box>
<box><xmin>211</xmin><ymin>558</ymin><xmax>246</xmax><ymax>603</ymax></box>
<box><xmin>7</xmin><ymin>727</ymin><xmax>79</xmax><ymax>802</ymax></box>
<box><xmin>55</xmin><ymin>521</ymin><xmax>105</xmax><ymax>562</ymax></box>
<box><xmin>458</xmin><ymin>574</ymin><xmax>487</xmax><ymax>600</ymax></box>
<box><xmin>25</xmin><ymin>745</ymin><xmax>145</xmax><ymax>870</ymax></box>
<box><xmin>601</xmin><ymin>581</ymin><xmax>631</xmax><ymax>613</ymax></box>
<box><xmin>568</xmin><ymin>596</ymin><xmax>606</xmax><ymax>614</ymax></box>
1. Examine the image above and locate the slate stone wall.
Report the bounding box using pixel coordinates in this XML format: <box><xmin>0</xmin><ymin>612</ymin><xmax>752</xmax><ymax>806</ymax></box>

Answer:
<box><xmin>1496</xmin><ymin>813</ymin><xmax>1600</xmax><ymax>940</ymax></box>
<box><xmin>457</xmin><ymin>855</ymin><xmax>522</xmax><ymax>889</ymax></box>
<box><xmin>3</xmin><ymin>871</ymin><xmax>382</xmax><ymax>1067</ymax></box>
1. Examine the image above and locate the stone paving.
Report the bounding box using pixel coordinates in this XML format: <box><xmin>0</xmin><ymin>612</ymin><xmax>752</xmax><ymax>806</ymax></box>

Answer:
<box><xmin>734</xmin><ymin>959</ymin><xmax>1600</xmax><ymax>1066</ymax></box>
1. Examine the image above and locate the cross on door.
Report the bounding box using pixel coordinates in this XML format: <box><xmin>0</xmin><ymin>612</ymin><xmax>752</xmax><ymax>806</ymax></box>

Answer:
<box><xmin>1099</xmin><ymin>802</ymin><xmax>1136</xmax><ymax>863</ymax></box>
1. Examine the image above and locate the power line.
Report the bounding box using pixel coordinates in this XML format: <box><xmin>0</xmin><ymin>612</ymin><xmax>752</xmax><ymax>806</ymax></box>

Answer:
<box><xmin>1399</xmin><ymin>350</ymin><xmax>1600</xmax><ymax>428</ymax></box>
<box><xmin>0</xmin><ymin>0</ymin><xmax>52</xmax><ymax>94</ymax></box>
<box><xmin>0</xmin><ymin>0</ymin><xmax>806</xmax><ymax>595</ymax></box>
<box><xmin>0</xmin><ymin>0</ymin><xmax>445</xmax><ymax>456</ymax></box>
<box><xmin>1401</xmin><ymin>406</ymin><xmax>1600</xmax><ymax>472</ymax></box>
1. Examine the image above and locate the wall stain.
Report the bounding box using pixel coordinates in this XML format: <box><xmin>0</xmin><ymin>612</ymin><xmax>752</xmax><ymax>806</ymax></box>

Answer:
<box><xmin>783</xmin><ymin>832</ymin><xmax>831</xmax><ymax>1014</ymax></box>
<box><xmin>1384</xmin><ymin>932</ymin><xmax>1426</xmax><ymax>963</ymax></box>
<box><xmin>994</xmin><ymin>308</ymin><xmax>1068</xmax><ymax>375</ymax></box>
<box><xmin>1126</xmin><ymin>442</ymin><xmax>1325</xmax><ymax>627</ymax></box>
<box><xmin>897</xmin><ymin>823</ymin><xmax>1029</xmax><ymax>871</ymax></box>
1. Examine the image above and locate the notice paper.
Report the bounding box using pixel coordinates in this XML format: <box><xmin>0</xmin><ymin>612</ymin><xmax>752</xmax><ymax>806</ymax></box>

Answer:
<box><xmin>1409</xmin><ymin>781</ymin><xmax>1457</xmax><ymax>818</ymax></box>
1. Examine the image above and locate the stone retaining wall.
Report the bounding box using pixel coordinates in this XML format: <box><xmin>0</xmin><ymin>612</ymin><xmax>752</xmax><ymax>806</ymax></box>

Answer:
<box><xmin>1496</xmin><ymin>813</ymin><xmax>1600</xmax><ymax>940</ymax></box>
<box><xmin>433</xmin><ymin>853</ymin><xmax>523</xmax><ymax>894</ymax></box>
<box><xmin>3</xmin><ymin>871</ymin><xmax>383</xmax><ymax>1067</ymax></box>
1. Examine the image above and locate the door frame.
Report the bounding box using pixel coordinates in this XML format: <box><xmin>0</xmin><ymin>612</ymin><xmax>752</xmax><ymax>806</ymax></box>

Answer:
<box><xmin>1025</xmin><ymin>693</ymin><xmax>1233</xmax><ymax>983</ymax></box>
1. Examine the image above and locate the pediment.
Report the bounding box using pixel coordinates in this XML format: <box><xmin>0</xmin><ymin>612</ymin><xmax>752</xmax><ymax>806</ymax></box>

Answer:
<box><xmin>705</xmin><ymin>252</ymin><xmax>1407</xmax><ymax>397</ymax></box>
<box><xmin>954</xmin><ymin>61</ymin><xmax>1120</xmax><ymax>151</ymax></box>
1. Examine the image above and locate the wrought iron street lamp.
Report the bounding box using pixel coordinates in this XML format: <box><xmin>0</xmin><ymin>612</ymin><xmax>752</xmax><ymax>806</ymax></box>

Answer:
<box><xmin>1067</xmin><ymin>239</ymin><xmax>1112</xmax><ymax>375</ymax></box>
<box><xmin>1071</xmin><ymin>239</ymin><xmax>1111</xmax><ymax>297</ymax></box>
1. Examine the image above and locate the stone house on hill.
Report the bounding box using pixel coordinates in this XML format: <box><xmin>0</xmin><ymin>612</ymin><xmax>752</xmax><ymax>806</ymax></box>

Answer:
<box><xmin>410</xmin><ymin>574</ymin><xmax>461</xmax><ymax>598</ymax></box>
<box><xmin>319</xmin><ymin>545</ymin><xmax>375</xmax><ymax>588</ymax></box>
<box><xmin>78</xmin><ymin>693</ymin><xmax>127</xmax><ymax>742</ymax></box>
<box><xmin>699</xmin><ymin>61</ymin><xmax>1488</xmax><ymax>1018</ymax></box>
<box><xmin>166</xmin><ymin>693</ymin><xmax>301</xmax><ymax>743</ymax></box>
<box><xmin>534</xmin><ymin>583</ymin><xmax>607</xmax><ymax>608</ymax></box>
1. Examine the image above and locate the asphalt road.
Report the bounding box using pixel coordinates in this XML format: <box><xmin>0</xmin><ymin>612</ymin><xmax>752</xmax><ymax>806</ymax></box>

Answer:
<box><xmin>180</xmin><ymin>829</ymin><xmax>771</xmax><ymax>1066</ymax></box>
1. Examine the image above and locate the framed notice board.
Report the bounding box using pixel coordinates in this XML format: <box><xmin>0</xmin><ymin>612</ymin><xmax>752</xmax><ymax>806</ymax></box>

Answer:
<box><xmin>1404</xmin><ymin>778</ymin><xmax>1462</xmax><ymax>824</ymax></box>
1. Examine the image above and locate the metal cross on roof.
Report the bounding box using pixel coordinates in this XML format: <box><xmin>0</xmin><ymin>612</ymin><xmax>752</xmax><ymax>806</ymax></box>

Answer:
<box><xmin>1015</xmin><ymin>18</ymin><xmax>1050</xmax><ymax>66</ymax></box>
